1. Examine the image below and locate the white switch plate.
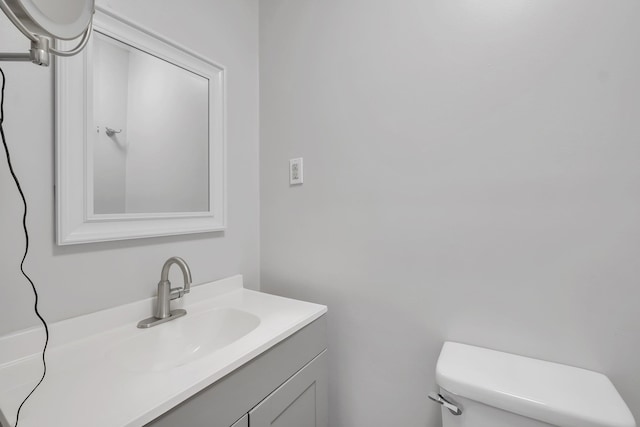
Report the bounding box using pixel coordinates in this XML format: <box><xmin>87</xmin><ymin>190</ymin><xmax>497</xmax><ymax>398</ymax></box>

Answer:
<box><xmin>289</xmin><ymin>158</ymin><xmax>303</xmax><ymax>185</ymax></box>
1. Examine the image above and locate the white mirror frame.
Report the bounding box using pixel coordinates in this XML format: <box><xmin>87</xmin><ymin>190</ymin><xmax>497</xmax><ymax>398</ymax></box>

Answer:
<box><xmin>56</xmin><ymin>8</ymin><xmax>226</xmax><ymax>245</ymax></box>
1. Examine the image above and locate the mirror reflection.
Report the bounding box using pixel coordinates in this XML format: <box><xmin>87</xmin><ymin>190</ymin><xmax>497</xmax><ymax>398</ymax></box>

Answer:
<box><xmin>92</xmin><ymin>32</ymin><xmax>210</xmax><ymax>215</ymax></box>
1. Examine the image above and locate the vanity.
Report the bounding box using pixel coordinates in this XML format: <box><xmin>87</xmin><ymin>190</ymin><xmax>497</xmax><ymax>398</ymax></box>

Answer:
<box><xmin>0</xmin><ymin>276</ymin><xmax>328</xmax><ymax>427</ymax></box>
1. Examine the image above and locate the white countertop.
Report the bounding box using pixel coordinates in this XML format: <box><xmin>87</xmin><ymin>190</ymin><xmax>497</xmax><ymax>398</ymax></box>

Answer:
<box><xmin>0</xmin><ymin>276</ymin><xmax>327</xmax><ymax>427</ymax></box>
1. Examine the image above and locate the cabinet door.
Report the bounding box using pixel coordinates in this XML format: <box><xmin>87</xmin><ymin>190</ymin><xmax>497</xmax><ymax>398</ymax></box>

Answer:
<box><xmin>231</xmin><ymin>414</ymin><xmax>248</xmax><ymax>427</ymax></box>
<box><xmin>249</xmin><ymin>350</ymin><xmax>327</xmax><ymax>427</ymax></box>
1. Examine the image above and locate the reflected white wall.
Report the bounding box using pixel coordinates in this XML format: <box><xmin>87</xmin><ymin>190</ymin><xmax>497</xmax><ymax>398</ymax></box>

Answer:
<box><xmin>93</xmin><ymin>36</ymin><xmax>129</xmax><ymax>214</ymax></box>
<box><xmin>92</xmin><ymin>36</ymin><xmax>210</xmax><ymax>214</ymax></box>
<box><xmin>125</xmin><ymin>51</ymin><xmax>209</xmax><ymax>213</ymax></box>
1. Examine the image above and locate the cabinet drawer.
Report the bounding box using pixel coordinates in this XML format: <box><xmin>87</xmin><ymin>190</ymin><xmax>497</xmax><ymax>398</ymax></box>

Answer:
<box><xmin>249</xmin><ymin>350</ymin><xmax>328</xmax><ymax>427</ymax></box>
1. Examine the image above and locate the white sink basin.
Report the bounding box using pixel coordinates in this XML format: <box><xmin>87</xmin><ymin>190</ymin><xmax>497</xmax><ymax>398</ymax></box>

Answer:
<box><xmin>108</xmin><ymin>307</ymin><xmax>260</xmax><ymax>372</ymax></box>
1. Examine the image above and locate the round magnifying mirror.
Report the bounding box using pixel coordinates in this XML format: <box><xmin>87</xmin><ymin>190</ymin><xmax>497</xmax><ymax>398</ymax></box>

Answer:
<box><xmin>3</xmin><ymin>0</ymin><xmax>94</xmax><ymax>40</ymax></box>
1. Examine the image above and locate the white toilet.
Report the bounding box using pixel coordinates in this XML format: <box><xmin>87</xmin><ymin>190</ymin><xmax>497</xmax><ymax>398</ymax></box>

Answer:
<box><xmin>431</xmin><ymin>342</ymin><xmax>636</xmax><ymax>427</ymax></box>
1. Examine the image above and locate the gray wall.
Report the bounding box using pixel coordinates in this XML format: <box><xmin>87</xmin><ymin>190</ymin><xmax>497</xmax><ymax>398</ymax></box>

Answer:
<box><xmin>0</xmin><ymin>0</ymin><xmax>259</xmax><ymax>335</ymax></box>
<box><xmin>260</xmin><ymin>1</ymin><xmax>640</xmax><ymax>426</ymax></box>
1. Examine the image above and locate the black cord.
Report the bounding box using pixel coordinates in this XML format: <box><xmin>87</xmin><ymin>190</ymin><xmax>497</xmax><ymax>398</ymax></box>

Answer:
<box><xmin>0</xmin><ymin>67</ymin><xmax>50</xmax><ymax>427</ymax></box>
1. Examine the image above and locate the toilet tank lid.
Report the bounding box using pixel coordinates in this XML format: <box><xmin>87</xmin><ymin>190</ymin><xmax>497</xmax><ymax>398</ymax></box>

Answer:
<box><xmin>436</xmin><ymin>342</ymin><xmax>635</xmax><ymax>427</ymax></box>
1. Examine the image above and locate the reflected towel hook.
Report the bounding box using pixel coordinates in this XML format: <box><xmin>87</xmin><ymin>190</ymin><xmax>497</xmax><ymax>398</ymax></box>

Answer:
<box><xmin>105</xmin><ymin>127</ymin><xmax>122</xmax><ymax>137</ymax></box>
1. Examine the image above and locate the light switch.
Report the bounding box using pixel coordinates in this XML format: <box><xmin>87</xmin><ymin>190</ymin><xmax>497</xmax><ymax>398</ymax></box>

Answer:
<box><xmin>289</xmin><ymin>158</ymin><xmax>303</xmax><ymax>185</ymax></box>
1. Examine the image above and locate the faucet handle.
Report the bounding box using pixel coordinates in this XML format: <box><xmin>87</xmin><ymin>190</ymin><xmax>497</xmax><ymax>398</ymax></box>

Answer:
<box><xmin>170</xmin><ymin>287</ymin><xmax>187</xmax><ymax>300</ymax></box>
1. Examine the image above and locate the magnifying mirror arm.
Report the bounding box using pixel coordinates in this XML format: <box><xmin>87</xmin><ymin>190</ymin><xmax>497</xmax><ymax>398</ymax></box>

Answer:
<box><xmin>0</xmin><ymin>37</ymin><xmax>48</xmax><ymax>65</ymax></box>
<box><xmin>0</xmin><ymin>34</ymin><xmax>52</xmax><ymax>66</ymax></box>
<box><xmin>0</xmin><ymin>52</ymin><xmax>30</xmax><ymax>61</ymax></box>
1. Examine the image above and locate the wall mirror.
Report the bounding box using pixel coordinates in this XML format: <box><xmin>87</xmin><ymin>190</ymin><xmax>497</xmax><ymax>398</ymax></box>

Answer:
<box><xmin>56</xmin><ymin>8</ymin><xmax>226</xmax><ymax>245</ymax></box>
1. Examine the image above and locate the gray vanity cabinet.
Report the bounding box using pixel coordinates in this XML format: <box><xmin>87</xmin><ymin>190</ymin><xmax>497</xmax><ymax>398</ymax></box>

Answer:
<box><xmin>145</xmin><ymin>316</ymin><xmax>327</xmax><ymax>427</ymax></box>
<box><xmin>231</xmin><ymin>415</ymin><xmax>248</xmax><ymax>427</ymax></box>
<box><xmin>249</xmin><ymin>350</ymin><xmax>327</xmax><ymax>427</ymax></box>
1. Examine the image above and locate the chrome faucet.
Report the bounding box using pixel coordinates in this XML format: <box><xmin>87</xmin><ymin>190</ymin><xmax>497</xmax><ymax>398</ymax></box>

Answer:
<box><xmin>137</xmin><ymin>257</ymin><xmax>192</xmax><ymax>328</ymax></box>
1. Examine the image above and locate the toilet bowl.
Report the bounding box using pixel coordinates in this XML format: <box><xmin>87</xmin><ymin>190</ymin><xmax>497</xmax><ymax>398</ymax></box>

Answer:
<box><xmin>432</xmin><ymin>342</ymin><xmax>636</xmax><ymax>427</ymax></box>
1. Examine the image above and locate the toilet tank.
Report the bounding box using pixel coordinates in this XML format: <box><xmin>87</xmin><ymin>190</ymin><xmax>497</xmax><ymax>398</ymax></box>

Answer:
<box><xmin>435</xmin><ymin>342</ymin><xmax>636</xmax><ymax>427</ymax></box>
